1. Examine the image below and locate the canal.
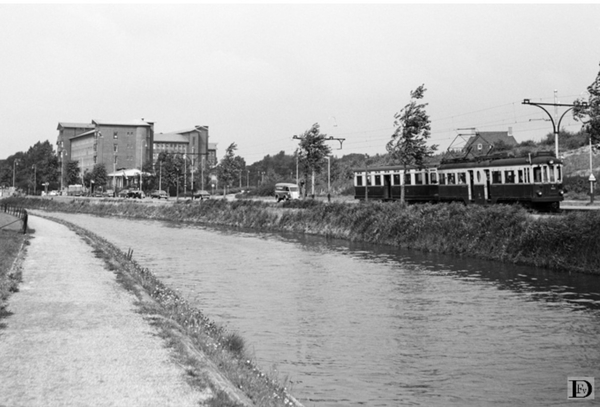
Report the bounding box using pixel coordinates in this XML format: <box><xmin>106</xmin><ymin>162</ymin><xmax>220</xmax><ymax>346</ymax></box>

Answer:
<box><xmin>39</xmin><ymin>212</ymin><xmax>600</xmax><ymax>406</ymax></box>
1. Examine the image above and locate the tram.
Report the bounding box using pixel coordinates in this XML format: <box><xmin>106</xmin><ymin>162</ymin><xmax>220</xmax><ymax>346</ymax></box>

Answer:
<box><xmin>353</xmin><ymin>151</ymin><xmax>564</xmax><ymax>211</ymax></box>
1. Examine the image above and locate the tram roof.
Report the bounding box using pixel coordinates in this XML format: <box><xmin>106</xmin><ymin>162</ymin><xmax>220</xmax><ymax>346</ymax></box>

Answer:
<box><xmin>438</xmin><ymin>151</ymin><xmax>561</xmax><ymax>170</ymax></box>
<box><xmin>351</xmin><ymin>163</ymin><xmax>437</xmax><ymax>173</ymax></box>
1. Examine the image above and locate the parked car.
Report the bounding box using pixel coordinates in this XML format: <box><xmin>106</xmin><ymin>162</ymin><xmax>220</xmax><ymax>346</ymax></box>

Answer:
<box><xmin>150</xmin><ymin>190</ymin><xmax>169</xmax><ymax>200</ymax></box>
<box><xmin>193</xmin><ymin>190</ymin><xmax>211</xmax><ymax>200</ymax></box>
<box><xmin>48</xmin><ymin>190</ymin><xmax>58</xmax><ymax>196</ymax></box>
<box><xmin>274</xmin><ymin>183</ymin><xmax>300</xmax><ymax>202</ymax></box>
<box><xmin>127</xmin><ymin>189</ymin><xmax>145</xmax><ymax>199</ymax></box>
<box><xmin>118</xmin><ymin>189</ymin><xmax>130</xmax><ymax>198</ymax></box>
<box><xmin>103</xmin><ymin>189</ymin><xmax>114</xmax><ymax>197</ymax></box>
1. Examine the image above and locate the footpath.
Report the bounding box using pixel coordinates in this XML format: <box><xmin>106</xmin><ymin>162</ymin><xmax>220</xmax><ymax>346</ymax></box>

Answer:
<box><xmin>0</xmin><ymin>215</ymin><xmax>206</xmax><ymax>407</ymax></box>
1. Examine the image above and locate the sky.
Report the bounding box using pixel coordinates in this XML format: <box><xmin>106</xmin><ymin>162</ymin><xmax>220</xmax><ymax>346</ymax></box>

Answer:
<box><xmin>1</xmin><ymin>3</ymin><xmax>600</xmax><ymax>164</ymax></box>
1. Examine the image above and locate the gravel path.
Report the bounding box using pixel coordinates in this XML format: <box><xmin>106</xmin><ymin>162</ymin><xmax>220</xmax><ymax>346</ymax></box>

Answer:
<box><xmin>0</xmin><ymin>215</ymin><xmax>206</xmax><ymax>407</ymax></box>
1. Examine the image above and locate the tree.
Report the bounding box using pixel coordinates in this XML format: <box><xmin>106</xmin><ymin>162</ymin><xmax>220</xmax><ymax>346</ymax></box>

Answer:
<box><xmin>386</xmin><ymin>84</ymin><xmax>438</xmax><ymax>202</ymax></box>
<box><xmin>155</xmin><ymin>151</ymin><xmax>185</xmax><ymax>195</ymax></box>
<box><xmin>296</xmin><ymin>123</ymin><xmax>332</xmax><ymax>197</ymax></box>
<box><xmin>65</xmin><ymin>160</ymin><xmax>81</xmax><ymax>186</ymax></box>
<box><xmin>217</xmin><ymin>143</ymin><xmax>245</xmax><ymax>194</ymax></box>
<box><xmin>574</xmin><ymin>62</ymin><xmax>600</xmax><ymax>144</ymax></box>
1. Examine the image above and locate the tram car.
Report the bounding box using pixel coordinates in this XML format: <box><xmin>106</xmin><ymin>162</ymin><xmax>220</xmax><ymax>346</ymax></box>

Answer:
<box><xmin>353</xmin><ymin>151</ymin><xmax>564</xmax><ymax>211</ymax></box>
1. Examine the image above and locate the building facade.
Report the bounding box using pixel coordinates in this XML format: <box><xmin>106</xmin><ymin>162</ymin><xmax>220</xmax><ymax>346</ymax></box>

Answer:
<box><xmin>152</xmin><ymin>125</ymin><xmax>213</xmax><ymax>170</ymax></box>
<box><xmin>57</xmin><ymin>120</ymin><xmax>213</xmax><ymax>191</ymax></box>
<box><xmin>463</xmin><ymin>130</ymin><xmax>518</xmax><ymax>156</ymax></box>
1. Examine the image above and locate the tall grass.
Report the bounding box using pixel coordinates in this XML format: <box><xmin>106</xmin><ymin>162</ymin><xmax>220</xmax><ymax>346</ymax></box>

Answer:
<box><xmin>0</xmin><ymin>230</ymin><xmax>27</xmax><ymax>319</ymax></box>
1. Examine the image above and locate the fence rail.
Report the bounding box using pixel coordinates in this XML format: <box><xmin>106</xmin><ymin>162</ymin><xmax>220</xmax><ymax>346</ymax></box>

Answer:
<box><xmin>1</xmin><ymin>204</ymin><xmax>28</xmax><ymax>234</ymax></box>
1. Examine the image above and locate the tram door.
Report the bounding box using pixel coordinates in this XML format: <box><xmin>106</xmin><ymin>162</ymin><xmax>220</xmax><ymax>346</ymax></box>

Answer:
<box><xmin>470</xmin><ymin>170</ymin><xmax>486</xmax><ymax>204</ymax></box>
<box><xmin>484</xmin><ymin>169</ymin><xmax>491</xmax><ymax>202</ymax></box>
<box><xmin>383</xmin><ymin>175</ymin><xmax>392</xmax><ymax>200</ymax></box>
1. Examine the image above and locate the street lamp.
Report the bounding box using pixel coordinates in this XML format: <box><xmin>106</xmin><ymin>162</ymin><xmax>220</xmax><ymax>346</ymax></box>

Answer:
<box><xmin>522</xmin><ymin>99</ymin><xmax>587</xmax><ymax>158</ymax></box>
<box><xmin>12</xmin><ymin>159</ymin><xmax>19</xmax><ymax>188</ymax></box>
<box><xmin>32</xmin><ymin>164</ymin><xmax>36</xmax><ymax>195</ymax></box>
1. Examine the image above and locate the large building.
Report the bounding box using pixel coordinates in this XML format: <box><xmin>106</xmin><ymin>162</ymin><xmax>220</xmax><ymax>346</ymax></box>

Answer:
<box><xmin>57</xmin><ymin>120</ymin><xmax>215</xmax><ymax>190</ymax></box>
<box><xmin>153</xmin><ymin>126</ymin><xmax>217</xmax><ymax>170</ymax></box>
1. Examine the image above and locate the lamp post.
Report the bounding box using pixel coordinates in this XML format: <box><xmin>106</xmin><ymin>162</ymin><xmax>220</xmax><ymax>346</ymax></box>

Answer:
<box><xmin>522</xmin><ymin>99</ymin><xmax>586</xmax><ymax>158</ymax></box>
<box><xmin>12</xmin><ymin>159</ymin><xmax>19</xmax><ymax>188</ymax></box>
<box><xmin>31</xmin><ymin>164</ymin><xmax>36</xmax><ymax>195</ymax></box>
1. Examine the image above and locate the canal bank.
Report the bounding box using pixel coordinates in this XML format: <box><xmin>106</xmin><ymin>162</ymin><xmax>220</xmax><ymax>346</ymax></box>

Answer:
<box><xmin>6</xmin><ymin>196</ymin><xmax>600</xmax><ymax>275</ymax></box>
<box><xmin>0</xmin><ymin>214</ymin><xmax>301</xmax><ymax>407</ymax></box>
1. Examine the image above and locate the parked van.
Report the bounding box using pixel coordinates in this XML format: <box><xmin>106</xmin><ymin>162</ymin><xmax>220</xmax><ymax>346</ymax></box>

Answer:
<box><xmin>274</xmin><ymin>183</ymin><xmax>300</xmax><ymax>202</ymax></box>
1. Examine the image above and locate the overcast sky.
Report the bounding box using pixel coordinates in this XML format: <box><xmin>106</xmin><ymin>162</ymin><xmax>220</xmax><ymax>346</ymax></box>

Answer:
<box><xmin>1</xmin><ymin>3</ymin><xmax>599</xmax><ymax>163</ymax></box>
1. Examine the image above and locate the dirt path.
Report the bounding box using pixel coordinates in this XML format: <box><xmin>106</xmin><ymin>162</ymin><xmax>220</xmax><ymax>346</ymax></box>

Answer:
<box><xmin>0</xmin><ymin>215</ymin><xmax>207</xmax><ymax>407</ymax></box>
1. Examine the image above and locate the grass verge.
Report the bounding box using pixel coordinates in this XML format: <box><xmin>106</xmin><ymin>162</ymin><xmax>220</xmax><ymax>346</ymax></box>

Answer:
<box><xmin>42</xmin><ymin>214</ymin><xmax>301</xmax><ymax>407</ymax></box>
<box><xmin>0</xmin><ymin>230</ymin><xmax>28</xmax><ymax>323</ymax></box>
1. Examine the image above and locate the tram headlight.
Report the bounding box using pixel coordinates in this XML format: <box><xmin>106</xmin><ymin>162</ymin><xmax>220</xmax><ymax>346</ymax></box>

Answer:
<box><xmin>536</xmin><ymin>191</ymin><xmax>543</xmax><ymax>197</ymax></box>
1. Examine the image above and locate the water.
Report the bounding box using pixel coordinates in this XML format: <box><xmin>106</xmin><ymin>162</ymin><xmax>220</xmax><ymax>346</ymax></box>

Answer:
<box><xmin>38</xmin><ymin>212</ymin><xmax>600</xmax><ymax>406</ymax></box>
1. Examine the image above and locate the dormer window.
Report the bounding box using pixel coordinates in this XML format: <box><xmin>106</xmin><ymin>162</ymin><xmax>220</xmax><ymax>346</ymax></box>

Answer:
<box><xmin>477</xmin><ymin>143</ymin><xmax>483</xmax><ymax>151</ymax></box>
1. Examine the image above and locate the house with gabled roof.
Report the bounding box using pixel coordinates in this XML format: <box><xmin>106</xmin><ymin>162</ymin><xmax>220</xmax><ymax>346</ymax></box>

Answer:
<box><xmin>463</xmin><ymin>129</ymin><xmax>518</xmax><ymax>157</ymax></box>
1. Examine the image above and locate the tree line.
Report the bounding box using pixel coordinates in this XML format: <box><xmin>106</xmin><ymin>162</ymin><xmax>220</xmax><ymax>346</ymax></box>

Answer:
<box><xmin>3</xmin><ymin>63</ymin><xmax>600</xmax><ymax>198</ymax></box>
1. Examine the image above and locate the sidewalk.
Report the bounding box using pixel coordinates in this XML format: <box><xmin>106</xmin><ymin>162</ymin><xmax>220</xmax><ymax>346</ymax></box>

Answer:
<box><xmin>0</xmin><ymin>216</ymin><xmax>205</xmax><ymax>407</ymax></box>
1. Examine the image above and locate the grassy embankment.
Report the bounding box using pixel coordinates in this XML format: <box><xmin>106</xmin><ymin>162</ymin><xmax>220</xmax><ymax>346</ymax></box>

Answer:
<box><xmin>0</xmin><ymin>213</ymin><xmax>28</xmax><ymax>323</ymax></box>
<box><xmin>7</xmin><ymin>196</ymin><xmax>600</xmax><ymax>275</ymax></box>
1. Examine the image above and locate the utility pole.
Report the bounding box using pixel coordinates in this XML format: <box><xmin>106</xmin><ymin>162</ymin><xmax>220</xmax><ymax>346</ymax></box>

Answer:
<box><xmin>522</xmin><ymin>99</ymin><xmax>585</xmax><ymax>158</ymax></box>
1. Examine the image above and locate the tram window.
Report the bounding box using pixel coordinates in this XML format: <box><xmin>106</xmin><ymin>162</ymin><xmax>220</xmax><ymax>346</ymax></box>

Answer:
<box><xmin>505</xmin><ymin>170</ymin><xmax>515</xmax><ymax>183</ymax></box>
<box><xmin>557</xmin><ymin>165</ymin><xmax>562</xmax><ymax>182</ymax></box>
<box><xmin>404</xmin><ymin>173</ymin><xmax>412</xmax><ymax>185</ymax></box>
<box><xmin>430</xmin><ymin>172</ymin><xmax>438</xmax><ymax>184</ymax></box>
<box><xmin>439</xmin><ymin>173</ymin><xmax>446</xmax><ymax>185</ymax></box>
<box><xmin>458</xmin><ymin>172</ymin><xmax>466</xmax><ymax>184</ymax></box>
<box><xmin>415</xmin><ymin>172</ymin><xmax>423</xmax><ymax>185</ymax></box>
<box><xmin>393</xmin><ymin>174</ymin><xmax>400</xmax><ymax>185</ymax></box>
<box><xmin>374</xmin><ymin>175</ymin><xmax>382</xmax><ymax>186</ymax></box>
<box><xmin>492</xmin><ymin>170</ymin><xmax>502</xmax><ymax>184</ymax></box>
<box><xmin>542</xmin><ymin>166</ymin><xmax>548</xmax><ymax>182</ymax></box>
<box><xmin>517</xmin><ymin>170</ymin><xmax>523</xmax><ymax>183</ymax></box>
<box><xmin>533</xmin><ymin>167</ymin><xmax>541</xmax><ymax>183</ymax></box>
<box><xmin>476</xmin><ymin>171</ymin><xmax>481</xmax><ymax>183</ymax></box>
<box><xmin>356</xmin><ymin>175</ymin><xmax>363</xmax><ymax>186</ymax></box>
<box><xmin>549</xmin><ymin>165</ymin><xmax>556</xmax><ymax>182</ymax></box>
<box><xmin>447</xmin><ymin>173</ymin><xmax>456</xmax><ymax>185</ymax></box>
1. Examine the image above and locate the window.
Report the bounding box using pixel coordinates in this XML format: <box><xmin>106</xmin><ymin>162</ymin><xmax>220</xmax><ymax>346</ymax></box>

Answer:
<box><xmin>430</xmin><ymin>172</ymin><xmax>438</xmax><ymax>184</ymax></box>
<box><xmin>114</xmin><ymin>155</ymin><xmax>118</xmax><ymax>164</ymax></box>
<box><xmin>415</xmin><ymin>172</ymin><xmax>423</xmax><ymax>185</ymax></box>
<box><xmin>504</xmin><ymin>170</ymin><xmax>515</xmax><ymax>183</ymax></box>
<box><xmin>549</xmin><ymin>165</ymin><xmax>556</xmax><ymax>182</ymax></box>
<box><xmin>356</xmin><ymin>175</ymin><xmax>363</xmax><ymax>186</ymax></box>
<box><xmin>374</xmin><ymin>175</ymin><xmax>382</xmax><ymax>186</ymax></box>
<box><xmin>533</xmin><ymin>167</ymin><xmax>542</xmax><ymax>183</ymax></box>
<box><xmin>439</xmin><ymin>173</ymin><xmax>447</xmax><ymax>185</ymax></box>
<box><xmin>447</xmin><ymin>173</ymin><xmax>456</xmax><ymax>185</ymax></box>
<box><xmin>458</xmin><ymin>172</ymin><xmax>466</xmax><ymax>184</ymax></box>
<box><xmin>366</xmin><ymin>175</ymin><xmax>372</xmax><ymax>186</ymax></box>
<box><xmin>113</xmin><ymin>131</ymin><xmax>118</xmax><ymax>139</ymax></box>
<box><xmin>477</xmin><ymin>143</ymin><xmax>483</xmax><ymax>151</ymax></box>
<box><xmin>404</xmin><ymin>173</ymin><xmax>412</xmax><ymax>185</ymax></box>
<box><xmin>393</xmin><ymin>174</ymin><xmax>401</xmax><ymax>185</ymax></box>
<box><xmin>492</xmin><ymin>171</ymin><xmax>502</xmax><ymax>184</ymax></box>
<box><xmin>114</xmin><ymin>144</ymin><xmax>118</xmax><ymax>153</ymax></box>
<box><xmin>556</xmin><ymin>165</ymin><xmax>562</xmax><ymax>182</ymax></box>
